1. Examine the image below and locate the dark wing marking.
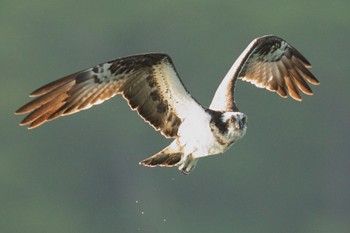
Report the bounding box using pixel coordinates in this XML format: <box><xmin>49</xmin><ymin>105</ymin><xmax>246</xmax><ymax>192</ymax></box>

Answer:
<box><xmin>209</xmin><ymin>35</ymin><xmax>320</xmax><ymax>112</ymax></box>
<box><xmin>15</xmin><ymin>53</ymin><xmax>200</xmax><ymax>138</ymax></box>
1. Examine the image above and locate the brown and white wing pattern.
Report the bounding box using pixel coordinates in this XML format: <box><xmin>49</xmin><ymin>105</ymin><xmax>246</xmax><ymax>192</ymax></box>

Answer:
<box><xmin>16</xmin><ymin>53</ymin><xmax>201</xmax><ymax>138</ymax></box>
<box><xmin>209</xmin><ymin>35</ymin><xmax>320</xmax><ymax>112</ymax></box>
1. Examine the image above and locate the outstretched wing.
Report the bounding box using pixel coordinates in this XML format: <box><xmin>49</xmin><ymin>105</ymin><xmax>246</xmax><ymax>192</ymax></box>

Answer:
<box><xmin>15</xmin><ymin>53</ymin><xmax>203</xmax><ymax>138</ymax></box>
<box><xmin>209</xmin><ymin>35</ymin><xmax>320</xmax><ymax>112</ymax></box>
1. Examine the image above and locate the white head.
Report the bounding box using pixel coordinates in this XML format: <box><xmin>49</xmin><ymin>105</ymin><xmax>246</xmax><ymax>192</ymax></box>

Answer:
<box><xmin>220</xmin><ymin>112</ymin><xmax>248</xmax><ymax>143</ymax></box>
<box><xmin>221</xmin><ymin>112</ymin><xmax>248</xmax><ymax>131</ymax></box>
<box><xmin>208</xmin><ymin>111</ymin><xmax>248</xmax><ymax>147</ymax></box>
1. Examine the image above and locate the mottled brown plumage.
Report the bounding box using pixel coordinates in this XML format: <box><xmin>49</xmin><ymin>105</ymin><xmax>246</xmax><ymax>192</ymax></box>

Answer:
<box><xmin>209</xmin><ymin>36</ymin><xmax>319</xmax><ymax>112</ymax></box>
<box><xmin>16</xmin><ymin>53</ymin><xmax>184</xmax><ymax>138</ymax></box>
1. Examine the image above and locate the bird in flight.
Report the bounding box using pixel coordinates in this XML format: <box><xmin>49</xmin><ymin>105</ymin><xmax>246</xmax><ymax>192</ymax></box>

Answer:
<box><xmin>16</xmin><ymin>35</ymin><xmax>319</xmax><ymax>174</ymax></box>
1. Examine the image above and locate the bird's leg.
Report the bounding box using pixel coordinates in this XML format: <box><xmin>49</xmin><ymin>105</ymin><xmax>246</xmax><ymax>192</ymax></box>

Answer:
<box><xmin>178</xmin><ymin>154</ymin><xmax>198</xmax><ymax>175</ymax></box>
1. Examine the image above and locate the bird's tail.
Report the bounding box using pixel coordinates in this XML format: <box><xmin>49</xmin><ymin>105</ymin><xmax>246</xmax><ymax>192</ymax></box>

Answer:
<box><xmin>139</xmin><ymin>145</ymin><xmax>183</xmax><ymax>167</ymax></box>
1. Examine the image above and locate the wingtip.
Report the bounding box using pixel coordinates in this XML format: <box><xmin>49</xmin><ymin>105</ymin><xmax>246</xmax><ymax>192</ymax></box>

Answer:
<box><xmin>29</xmin><ymin>93</ymin><xmax>40</xmax><ymax>98</ymax></box>
<box><xmin>311</xmin><ymin>79</ymin><xmax>320</xmax><ymax>85</ymax></box>
<box><xmin>29</xmin><ymin>86</ymin><xmax>50</xmax><ymax>97</ymax></box>
<box><xmin>18</xmin><ymin>121</ymin><xmax>32</xmax><ymax>130</ymax></box>
<box><xmin>26</xmin><ymin>125</ymin><xmax>37</xmax><ymax>130</ymax></box>
<box><xmin>18</xmin><ymin>123</ymin><xmax>35</xmax><ymax>130</ymax></box>
<box><xmin>14</xmin><ymin>110</ymin><xmax>23</xmax><ymax>115</ymax></box>
<box><xmin>15</xmin><ymin>103</ymin><xmax>35</xmax><ymax>115</ymax></box>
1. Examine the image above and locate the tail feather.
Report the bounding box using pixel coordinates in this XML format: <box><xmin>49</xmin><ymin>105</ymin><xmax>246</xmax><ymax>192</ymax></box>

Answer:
<box><xmin>140</xmin><ymin>146</ymin><xmax>183</xmax><ymax>167</ymax></box>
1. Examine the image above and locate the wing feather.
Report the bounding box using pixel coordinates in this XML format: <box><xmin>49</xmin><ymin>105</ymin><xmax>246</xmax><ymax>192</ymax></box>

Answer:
<box><xmin>209</xmin><ymin>35</ymin><xmax>319</xmax><ymax>111</ymax></box>
<box><xmin>16</xmin><ymin>53</ymin><xmax>202</xmax><ymax>138</ymax></box>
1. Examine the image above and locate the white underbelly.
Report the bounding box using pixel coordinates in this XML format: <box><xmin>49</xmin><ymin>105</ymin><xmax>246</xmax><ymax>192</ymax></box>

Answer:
<box><xmin>178</xmin><ymin>121</ymin><xmax>231</xmax><ymax>159</ymax></box>
<box><xmin>176</xmin><ymin>110</ymin><xmax>245</xmax><ymax>160</ymax></box>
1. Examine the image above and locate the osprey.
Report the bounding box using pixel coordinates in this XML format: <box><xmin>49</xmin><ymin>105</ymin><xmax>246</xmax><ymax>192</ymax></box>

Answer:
<box><xmin>16</xmin><ymin>35</ymin><xmax>319</xmax><ymax>174</ymax></box>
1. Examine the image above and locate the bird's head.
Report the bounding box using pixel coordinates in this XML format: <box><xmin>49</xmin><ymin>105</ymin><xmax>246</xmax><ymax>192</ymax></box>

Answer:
<box><xmin>221</xmin><ymin>112</ymin><xmax>248</xmax><ymax>131</ymax></box>
<box><xmin>208</xmin><ymin>111</ymin><xmax>247</xmax><ymax>145</ymax></box>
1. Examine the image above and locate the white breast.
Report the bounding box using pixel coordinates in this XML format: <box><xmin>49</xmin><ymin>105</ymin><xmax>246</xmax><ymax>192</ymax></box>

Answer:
<box><xmin>176</xmin><ymin>112</ymin><xmax>231</xmax><ymax>159</ymax></box>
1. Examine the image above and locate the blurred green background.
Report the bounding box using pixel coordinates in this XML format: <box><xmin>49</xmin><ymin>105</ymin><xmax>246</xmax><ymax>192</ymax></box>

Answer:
<box><xmin>2</xmin><ymin>0</ymin><xmax>350</xmax><ymax>232</ymax></box>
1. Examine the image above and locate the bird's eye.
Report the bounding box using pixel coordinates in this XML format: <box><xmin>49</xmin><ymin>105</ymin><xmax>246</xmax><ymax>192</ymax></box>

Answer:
<box><xmin>229</xmin><ymin>117</ymin><xmax>236</xmax><ymax>123</ymax></box>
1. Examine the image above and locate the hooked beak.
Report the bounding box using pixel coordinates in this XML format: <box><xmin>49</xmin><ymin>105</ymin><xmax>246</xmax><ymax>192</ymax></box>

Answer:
<box><xmin>239</xmin><ymin>116</ymin><xmax>248</xmax><ymax>129</ymax></box>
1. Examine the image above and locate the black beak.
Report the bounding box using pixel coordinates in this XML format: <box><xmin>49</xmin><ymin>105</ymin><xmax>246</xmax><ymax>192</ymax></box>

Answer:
<box><xmin>239</xmin><ymin>117</ymin><xmax>247</xmax><ymax>129</ymax></box>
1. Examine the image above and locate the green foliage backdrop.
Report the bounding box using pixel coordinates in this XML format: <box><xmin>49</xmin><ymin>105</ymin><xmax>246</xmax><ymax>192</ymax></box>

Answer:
<box><xmin>1</xmin><ymin>0</ymin><xmax>349</xmax><ymax>232</ymax></box>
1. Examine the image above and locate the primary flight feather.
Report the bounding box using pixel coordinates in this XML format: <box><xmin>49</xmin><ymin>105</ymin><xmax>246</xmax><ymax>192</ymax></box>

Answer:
<box><xmin>16</xmin><ymin>35</ymin><xmax>319</xmax><ymax>174</ymax></box>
